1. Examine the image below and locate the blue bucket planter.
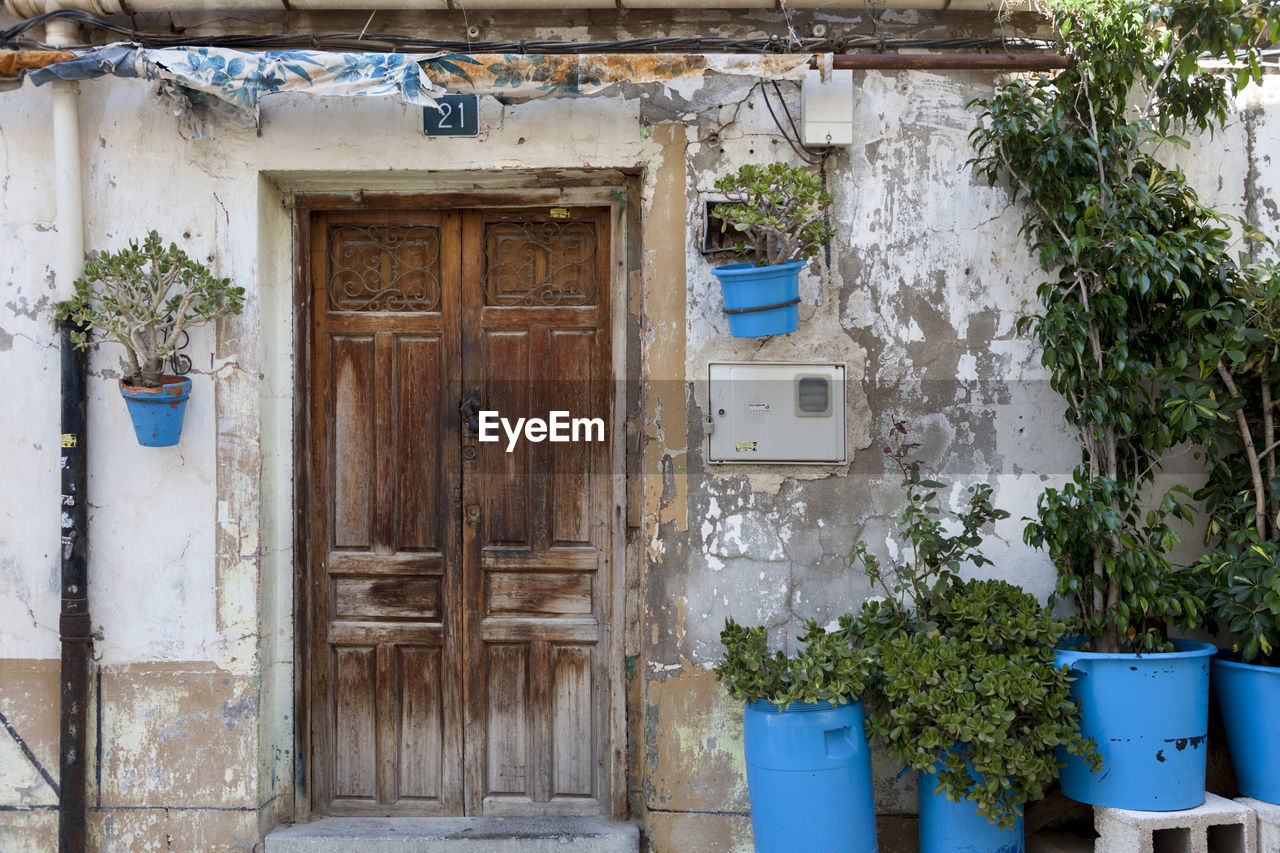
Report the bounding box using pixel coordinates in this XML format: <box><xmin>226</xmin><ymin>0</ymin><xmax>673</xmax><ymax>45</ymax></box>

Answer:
<box><xmin>711</xmin><ymin>260</ymin><xmax>805</xmax><ymax>337</ymax></box>
<box><xmin>1054</xmin><ymin>639</ymin><xmax>1216</xmax><ymax>810</ymax></box>
<box><xmin>743</xmin><ymin>698</ymin><xmax>877</xmax><ymax>853</ymax></box>
<box><xmin>918</xmin><ymin>772</ymin><xmax>1024</xmax><ymax>853</ymax></box>
<box><xmin>119</xmin><ymin>375</ymin><xmax>192</xmax><ymax>447</ymax></box>
<box><xmin>1213</xmin><ymin>654</ymin><xmax>1280</xmax><ymax>804</ymax></box>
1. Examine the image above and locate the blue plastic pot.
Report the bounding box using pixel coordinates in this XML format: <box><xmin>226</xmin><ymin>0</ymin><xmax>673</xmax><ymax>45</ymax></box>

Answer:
<box><xmin>743</xmin><ymin>698</ymin><xmax>877</xmax><ymax>853</ymax></box>
<box><xmin>711</xmin><ymin>260</ymin><xmax>804</xmax><ymax>337</ymax></box>
<box><xmin>1054</xmin><ymin>639</ymin><xmax>1216</xmax><ymax>810</ymax></box>
<box><xmin>1213</xmin><ymin>654</ymin><xmax>1280</xmax><ymax>804</ymax></box>
<box><xmin>918</xmin><ymin>772</ymin><xmax>1024</xmax><ymax>853</ymax></box>
<box><xmin>119</xmin><ymin>375</ymin><xmax>192</xmax><ymax>447</ymax></box>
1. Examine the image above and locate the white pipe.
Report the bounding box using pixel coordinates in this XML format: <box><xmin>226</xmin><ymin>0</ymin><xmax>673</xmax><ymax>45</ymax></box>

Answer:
<box><xmin>5</xmin><ymin>0</ymin><xmax>999</xmax><ymax>21</ymax></box>
<box><xmin>46</xmin><ymin>12</ymin><xmax>84</xmax><ymax>299</ymax></box>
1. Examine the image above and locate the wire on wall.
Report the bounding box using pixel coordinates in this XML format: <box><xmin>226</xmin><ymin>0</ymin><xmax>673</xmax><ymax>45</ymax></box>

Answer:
<box><xmin>1</xmin><ymin>8</ymin><xmax>1059</xmax><ymax>54</ymax></box>
<box><xmin>754</xmin><ymin>78</ymin><xmax>835</xmax><ymax>267</ymax></box>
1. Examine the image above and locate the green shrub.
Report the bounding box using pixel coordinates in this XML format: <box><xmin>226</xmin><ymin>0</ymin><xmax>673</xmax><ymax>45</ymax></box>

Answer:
<box><xmin>716</xmin><ymin>616</ymin><xmax>871</xmax><ymax>710</ymax></box>
<box><xmin>56</xmin><ymin>231</ymin><xmax>244</xmax><ymax>387</ymax></box>
<box><xmin>711</xmin><ymin>162</ymin><xmax>835</xmax><ymax>266</ymax></box>
<box><xmin>854</xmin><ymin>579</ymin><xmax>1098</xmax><ymax>828</ymax></box>
<box><xmin>849</xmin><ymin>422</ymin><xmax>1097</xmax><ymax>828</ymax></box>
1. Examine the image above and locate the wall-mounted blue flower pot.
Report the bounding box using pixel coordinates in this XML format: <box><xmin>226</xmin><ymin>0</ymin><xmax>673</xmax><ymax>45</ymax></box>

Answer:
<box><xmin>743</xmin><ymin>698</ymin><xmax>877</xmax><ymax>853</ymax></box>
<box><xmin>1213</xmin><ymin>654</ymin><xmax>1280</xmax><ymax>804</ymax></box>
<box><xmin>711</xmin><ymin>260</ymin><xmax>804</xmax><ymax>337</ymax></box>
<box><xmin>1054</xmin><ymin>639</ymin><xmax>1215</xmax><ymax>810</ymax></box>
<box><xmin>119</xmin><ymin>375</ymin><xmax>191</xmax><ymax>447</ymax></box>
<box><xmin>918</xmin><ymin>772</ymin><xmax>1024</xmax><ymax>853</ymax></box>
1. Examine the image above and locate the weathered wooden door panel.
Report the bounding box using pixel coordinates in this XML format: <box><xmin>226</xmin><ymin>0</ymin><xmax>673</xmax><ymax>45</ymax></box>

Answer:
<box><xmin>307</xmin><ymin>204</ymin><xmax>611</xmax><ymax>817</ymax></box>
<box><xmin>307</xmin><ymin>210</ymin><xmax>464</xmax><ymax>817</ymax></box>
<box><xmin>463</xmin><ymin>208</ymin><xmax>611</xmax><ymax>816</ymax></box>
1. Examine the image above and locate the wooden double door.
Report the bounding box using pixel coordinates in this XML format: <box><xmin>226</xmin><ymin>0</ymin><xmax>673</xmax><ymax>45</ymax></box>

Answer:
<box><xmin>302</xmin><ymin>203</ymin><xmax>614</xmax><ymax>817</ymax></box>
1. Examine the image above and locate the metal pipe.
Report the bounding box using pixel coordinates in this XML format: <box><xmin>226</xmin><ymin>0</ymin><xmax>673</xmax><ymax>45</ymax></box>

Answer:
<box><xmin>48</xmin><ymin>20</ymin><xmax>84</xmax><ymax>297</ymax></box>
<box><xmin>825</xmin><ymin>52</ymin><xmax>1072</xmax><ymax>71</ymax></box>
<box><xmin>2</xmin><ymin>0</ymin><xmax>1009</xmax><ymax>19</ymax></box>
<box><xmin>57</xmin><ymin>322</ymin><xmax>90</xmax><ymax>853</ymax></box>
<box><xmin>47</xmin><ymin>11</ymin><xmax>91</xmax><ymax>853</ymax></box>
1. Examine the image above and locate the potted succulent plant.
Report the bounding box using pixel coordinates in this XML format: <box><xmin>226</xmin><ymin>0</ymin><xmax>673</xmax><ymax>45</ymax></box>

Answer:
<box><xmin>849</xmin><ymin>423</ymin><xmax>1096</xmax><ymax>853</ymax></box>
<box><xmin>716</xmin><ymin>617</ymin><xmax>876</xmax><ymax>853</ymax></box>
<box><xmin>1177</xmin><ymin>258</ymin><xmax>1280</xmax><ymax>805</ymax></box>
<box><xmin>709</xmin><ymin>161</ymin><xmax>834</xmax><ymax>337</ymax></box>
<box><xmin>55</xmin><ymin>231</ymin><xmax>244</xmax><ymax>447</ymax></box>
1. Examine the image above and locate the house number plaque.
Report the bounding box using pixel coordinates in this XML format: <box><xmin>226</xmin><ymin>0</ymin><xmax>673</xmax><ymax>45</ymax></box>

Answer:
<box><xmin>423</xmin><ymin>94</ymin><xmax>480</xmax><ymax>137</ymax></box>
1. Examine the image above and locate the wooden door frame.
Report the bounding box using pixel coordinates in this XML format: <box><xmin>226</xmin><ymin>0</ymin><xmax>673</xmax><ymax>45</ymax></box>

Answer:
<box><xmin>292</xmin><ymin>183</ymin><xmax>633</xmax><ymax>822</ymax></box>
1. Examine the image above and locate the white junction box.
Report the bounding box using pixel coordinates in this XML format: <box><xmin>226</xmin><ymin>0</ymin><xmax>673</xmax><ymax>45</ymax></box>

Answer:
<box><xmin>707</xmin><ymin>362</ymin><xmax>845</xmax><ymax>463</ymax></box>
<box><xmin>801</xmin><ymin>68</ymin><xmax>854</xmax><ymax>147</ymax></box>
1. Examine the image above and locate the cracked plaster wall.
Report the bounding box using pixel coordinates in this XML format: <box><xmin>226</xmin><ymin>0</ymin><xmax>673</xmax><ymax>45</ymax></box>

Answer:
<box><xmin>2</xmin><ymin>6</ymin><xmax>1279</xmax><ymax>848</ymax></box>
<box><xmin>640</xmin><ymin>70</ymin><xmax>1280</xmax><ymax>853</ymax></box>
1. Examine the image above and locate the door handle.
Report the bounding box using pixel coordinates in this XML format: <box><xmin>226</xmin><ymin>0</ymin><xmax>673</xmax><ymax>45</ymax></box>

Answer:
<box><xmin>460</xmin><ymin>394</ymin><xmax>480</xmax><ymax>432</ymax></box>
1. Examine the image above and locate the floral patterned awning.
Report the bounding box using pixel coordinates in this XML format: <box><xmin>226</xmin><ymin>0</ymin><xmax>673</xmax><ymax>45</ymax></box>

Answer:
<box><xmin>430</xmin><ymin>52</ymin><xmax>812</xmax><ymax>96</ymax></box>
<box><xmin>25</xmin><ymin>46</ymin><xmax>450</xmax><ymax>136</ymax></box>
<box><xmin>11</xmin><ymin>45</ymin><xmax>812</xmax><ymax>136</ymax></box>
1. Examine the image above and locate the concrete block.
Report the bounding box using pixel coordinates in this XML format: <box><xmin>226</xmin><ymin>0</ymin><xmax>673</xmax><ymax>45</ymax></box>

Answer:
<box><xmin>1095</xmin><ymin>793</ymin><xmax>1256</xmax><ymax>853</ymax></box>
<box><xmin>1237</xmin><ymin>798</ymin><xmax>1280</xmax><ymax>853</ymax></box>
<box><xmin>265</xmin><ymin>817</ymin><xmax>639</xmax><ymax>853</ymax></box>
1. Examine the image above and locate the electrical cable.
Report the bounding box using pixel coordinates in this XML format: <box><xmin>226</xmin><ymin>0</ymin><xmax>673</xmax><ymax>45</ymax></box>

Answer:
<box><xmin>1</xmin><ymin>8</ymin><xmax>1060</xmax><ymax>54</ymax></box>
<box><xmin>757</xmin><ymin>78</ymin><xmax>828</xmax><ymax>166</ymax></box>
<box><xmin>771</xmin><ymin>79</ymin><xmax>829</xmax><ymax>161</ymax></box>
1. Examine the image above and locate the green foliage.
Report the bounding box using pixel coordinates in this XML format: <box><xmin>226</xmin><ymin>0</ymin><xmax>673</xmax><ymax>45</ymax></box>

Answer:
<box><xmin>56</xmin><ymin>231</ymin><xmax>245</xmax><ymax>387</ymax></box>
<box><xmin>1174</xmin><ymin>260</ymin><xmax>1280</xmax><ymax>663</ymax></box>
<box><xmin>855</xmin><ymin>580</ymin><xmax>1098</xmax><ymax>829</ymax></box>
<box><xmin>711</xmin><ymin>162</ymin><xmax>835</xmax><ymax>266</ymax></box>
<box><xmin>1193</xmin><ymin>542</ymin><xmax>1280</xmax><ymax>664</ymax></box>
<box><xmin>849</xmin><ymin>420</ymin><xmax>1011</xmax><ymax>620</ymax></box>
<box><xmin>849</xmin><ymin>425</ymin><xmax>1096</xmax><ymax>828</ymax></box>
<box><xmin>715</xmin><ymin>616</ymin><xmax>871</xmax><ymax>710</ymax></box>
<box><xmin>968</xmin><ymin>0</ymin><xmax>1279</xmax><ymax>652</ymax></box>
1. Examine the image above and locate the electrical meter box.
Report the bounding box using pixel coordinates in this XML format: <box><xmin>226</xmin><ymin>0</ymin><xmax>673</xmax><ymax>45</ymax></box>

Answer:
<box><xmin>707</xmin><ymin>362</ymin><xmax>845</xmax><ymax>463</ymax></box>
<box><xmin>801</xmin><ymin>69</ymin><xmax>854</xmax><ymax>147</ymax></box>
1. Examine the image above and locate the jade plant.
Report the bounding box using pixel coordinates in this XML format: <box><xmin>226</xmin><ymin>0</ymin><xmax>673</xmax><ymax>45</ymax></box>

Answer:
<box><xmin>716</xmin><ymin>617</ymin><xmax>871</xmax><ymax>710</ymax></box>
<box><xmin>969</xmin><ymin>0</ymin><xmax>1278</xmax><ymax>652</ymax></box>
<box><xmin>849</xmin><ymin>423</ymin><xmax>1096</xmax><ymax>828</ymax></box>
<box><xmin>56</xmin><ymin>231</ymin><xmax>245</xmax><ymax>387</ymax></box>
<box><xmin>711</xmin><ymin>162</ymin><xmax>835</xmax><ymax>266</ymax></box>
<box><xmin>1176</xmin><ymin>260</ymin><xmax>1280</xmax><ymax>665</ymax></box>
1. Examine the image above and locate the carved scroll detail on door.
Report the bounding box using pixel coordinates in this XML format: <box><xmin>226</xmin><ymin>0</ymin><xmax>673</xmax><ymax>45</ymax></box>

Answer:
<box><xmin>484</xmin><ymin>221</ymin><xmax>598</xmax><ymax>306</ymax></box>
<box><xmin>329</xmin><ymin>224</ymin><xmax>443</xmax><ymax>312</ymax></box>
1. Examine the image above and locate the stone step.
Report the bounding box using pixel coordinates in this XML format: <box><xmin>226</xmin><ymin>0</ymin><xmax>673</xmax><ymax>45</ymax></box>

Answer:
<box><xmin>265</xmin><ymin>817</ymin><xmax>640</xmax><ymax>853</ymax></box>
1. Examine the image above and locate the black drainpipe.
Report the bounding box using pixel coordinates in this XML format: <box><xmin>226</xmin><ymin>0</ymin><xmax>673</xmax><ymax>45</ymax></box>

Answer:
<box><xmin>58</xmin><ymin>321</ymin><xmax>91</xmax><ymax>853</ymax></box>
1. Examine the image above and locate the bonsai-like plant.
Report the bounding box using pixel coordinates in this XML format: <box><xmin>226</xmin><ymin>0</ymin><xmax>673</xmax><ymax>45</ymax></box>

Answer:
<box><xmin>1176</xmin><ymin>260</ymin><xmax>1280</xmax><ymax>665</ymax></box>
<box><xmin>716</xmin><ymin>617</ymin><xmax>870</xmax><ymax>710</ymax></box>
<box><xmin>849</xmin><ymin>423</ymin><xmax>1096</xmax><ymax>828</ymax></box>
<box><xmin>711</xmin><ymin>162</ymin><xmax>835</xmax><ymax>267</ymax></box>
<box><xmin>56</xmin><ymin>231</ymin><xmax>245</xmax><ymax>387</ymax></box>
<box><xmin>968</xmin><ymin>0</ymin><xmax>1276</xmax><ymax>653</ymax></box>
